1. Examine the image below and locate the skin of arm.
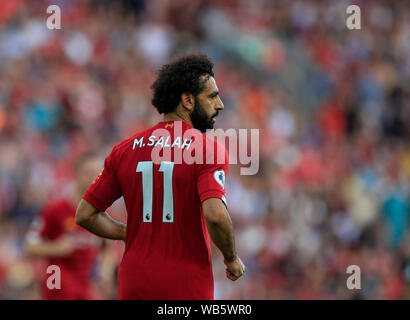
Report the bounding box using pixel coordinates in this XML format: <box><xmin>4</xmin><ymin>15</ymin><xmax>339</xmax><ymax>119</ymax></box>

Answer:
<box><xmin>25</xmin><ymin>236</ymin><xmax>75</xmax><ymax>258</ymax></box>
<box><xmin>202</xmin><ymin>197</ymin><xmax>245</xmax><ymax>280</ymax></box>
<box><xmin>75</xmin><ymin>199</ymin><xmax>126</xmax><ymax>241</ymax></box>
<box><xmin>202</xmin><ymin>197</ymin><xmax>237</xmax><ymax>262</ymax></box>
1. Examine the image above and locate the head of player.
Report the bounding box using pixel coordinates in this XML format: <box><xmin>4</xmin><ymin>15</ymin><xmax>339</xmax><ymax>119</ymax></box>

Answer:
<box><xmin>151</xmin><ymin>53</ymin><xmax>224</xmax><ymax>133</ymax></box>
<box><xmin>74</xmin><ymin>153</ymin><xmax>103</xmax><ymax>199</ymax></box>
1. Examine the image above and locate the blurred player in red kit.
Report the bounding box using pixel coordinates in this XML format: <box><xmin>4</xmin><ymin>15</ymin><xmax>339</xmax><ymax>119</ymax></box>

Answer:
<box><xmin>76</xmin><ymin>53</ymin><xmax>245</xmax><ymax>300</ymax></box>
<box><xmin>25</xmin><ymin>155</ymin><xmax>104</xmax><ymax>300</ymax></box>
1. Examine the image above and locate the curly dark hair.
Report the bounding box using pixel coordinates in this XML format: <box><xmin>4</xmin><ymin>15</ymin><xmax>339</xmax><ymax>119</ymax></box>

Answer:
<box><xmin>151</xmin><ymin>53</ymin><xmax>214</xmax><ymax>114</ymax></box>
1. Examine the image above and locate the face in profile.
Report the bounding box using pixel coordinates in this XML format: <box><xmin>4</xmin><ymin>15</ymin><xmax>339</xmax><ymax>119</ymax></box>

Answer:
<box><xmin>191</xmin><ymin>76</ymin><xmax>224</xmax><ymax>133</ymax></box>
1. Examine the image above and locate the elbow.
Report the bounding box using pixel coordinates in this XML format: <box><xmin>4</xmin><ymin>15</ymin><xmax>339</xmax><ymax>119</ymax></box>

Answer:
<box><xmin>75</xmin><ymin>199</ymin><xmax>90</xmax><ymax>227</ymax></box>
<box><xmin>75</xmin><ymin>208</ymin><xmax>88</xmax><ymax>227</ymax></box>
<box><xmin>75</xmin><ymin>199</ymin><xmax>100</xmax><ymax>228</ymax></box>
<box><xmin>204</xmin><ymin>208</ymin><xmax>225</xmax><ymax>227</ymax></box>
<box><xmin>203</xmin><ymin>198</ymin><xmax>230</xmax><ymax>227</ymax></box>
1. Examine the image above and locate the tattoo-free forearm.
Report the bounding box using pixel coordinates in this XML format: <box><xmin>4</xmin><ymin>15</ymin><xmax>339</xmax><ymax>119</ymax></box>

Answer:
<box><xmin>25</xmin><ymin>241</ymin><xmax>71</xmax><ymax>257</ymax></box>
<box><xmin>79</xmin><ymin>211</ymin><xmax>126</xmax><ymax>241</ymax></box>
<box><xmin>205</xmin><ymin>211</ymin><xmax>237</xmax><ymax>263</ymax></box>
<box><xmin>76</xmin><ymin>199</ymin><xmax>126</xmax><ymax>241</ymax></box>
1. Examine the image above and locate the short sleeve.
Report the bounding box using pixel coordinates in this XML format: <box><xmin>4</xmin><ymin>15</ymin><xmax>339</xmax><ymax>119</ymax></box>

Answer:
<box><xmin>197</xmin><ymin>141</ymin><xmax>229</xmax><ymax>206</ymax></box>
<box><xmin>26</xmin><ymin>205</ymin><xmax>62</xmax><ymax>243</ymax></box>
<box><xmin>83</xmin><ymin>147</ymin><xmax>122</xmax><ymax>212</ymax></box>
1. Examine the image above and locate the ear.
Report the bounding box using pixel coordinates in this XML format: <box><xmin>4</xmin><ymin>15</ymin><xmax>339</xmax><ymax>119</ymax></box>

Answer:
<box><xmin>181</xmin><ymin>92</ymin><xmax>195</xmax><ymax>111</ymax></box>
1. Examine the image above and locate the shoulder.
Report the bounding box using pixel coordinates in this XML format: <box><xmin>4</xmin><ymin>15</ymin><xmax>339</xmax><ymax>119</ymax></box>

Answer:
<box><xmin>115</xmin><ymin>126</ymin><xmax>158</xmax><ymax>151</ymax></box>
<box><xmin>202</xmin><ymin>133</ymin><xmax>229</xmax><ymax>166</ymax></box>
<box><xmin>108</xmin><ymin>127</ymin><xmax>153</xmax><ymax>160</ymax></box>
<box><xmin>202</xmin><ymin>132</ymin><xmax>228</xmax><ymax>151</ymax></box>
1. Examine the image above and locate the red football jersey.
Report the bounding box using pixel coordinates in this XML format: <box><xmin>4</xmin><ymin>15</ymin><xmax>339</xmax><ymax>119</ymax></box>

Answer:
<box><xmin>83</xmin><ymin>120</ymin><xmax>229</xmax><ymax>300</ymax></box>
<box><xmin>27</xmin><ymin>200</ymin><xmax>100</xmax><ymax>300</ymax></box>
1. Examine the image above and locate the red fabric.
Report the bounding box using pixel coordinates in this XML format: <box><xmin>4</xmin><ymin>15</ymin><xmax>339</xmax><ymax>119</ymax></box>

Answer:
<box><xmin>83</xmin><ymin>120</ymin><xmax>229</xmax><ymax>299</ymax></box>
<box><xmin>29</xmin><ymin>200</ymin><xmax>98</xmax><ymax>300</ymax></box>
<box><xmin>0</xmin><ymin>0</ymin><xmax>22</xmax><ymax>25</ymax></box>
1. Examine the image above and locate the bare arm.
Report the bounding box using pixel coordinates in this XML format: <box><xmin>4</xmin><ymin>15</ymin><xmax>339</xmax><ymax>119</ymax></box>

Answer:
<box><xmin>75</xmin><ymin>198</ymin><xmax>126</xmax><ymax>241</ymax></box>
<box><xmin>25</xmin><ymin>236</ymin><xmax>75</xmax><ymax>258</ymax></box>
<box><xmin>202</xmin><ymin>198</ymin><xmax>236</xmax><ymax>261</ymax></box>
<box><xmin>202</xmin><ymin>198</ymin><xmax>245</xmax><ymax>280</ymax></box>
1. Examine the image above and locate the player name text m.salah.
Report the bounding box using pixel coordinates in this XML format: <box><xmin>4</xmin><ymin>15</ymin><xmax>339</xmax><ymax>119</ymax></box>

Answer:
<box><xmin>133</xmin><ymin>136</ymin><xmax>193</xmax><ymax>150</ymax></box>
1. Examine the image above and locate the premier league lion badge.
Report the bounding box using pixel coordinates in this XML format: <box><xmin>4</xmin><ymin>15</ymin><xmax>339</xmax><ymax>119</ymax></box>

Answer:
<box><xmin>213</xmin><ymin>170</ymin><xmax>225</xmax><ymax>189</ymax></box>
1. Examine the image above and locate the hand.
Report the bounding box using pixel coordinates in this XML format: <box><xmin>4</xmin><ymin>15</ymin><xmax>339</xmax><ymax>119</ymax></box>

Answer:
<box><xmin>224</xmin><ymin>256</ymin><xmax>245</xmax><ymax>281</ymax></box>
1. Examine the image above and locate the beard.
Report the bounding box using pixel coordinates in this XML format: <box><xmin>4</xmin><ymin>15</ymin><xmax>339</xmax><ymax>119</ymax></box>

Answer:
<box><xmin>191</xmin><ymin>98</ymin><xmax>217</xmax><ymax>133</ymax></box>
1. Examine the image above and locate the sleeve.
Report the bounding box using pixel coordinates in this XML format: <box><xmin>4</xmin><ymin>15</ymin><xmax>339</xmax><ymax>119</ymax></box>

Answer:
<box><xmin>83</xmin><ymin>147</ymin><xmax>123</xmax><ymax>212</ymax></box>
<box><xmin>26</xmin><ymin>205</ymin><xmax>62</xmax><ymax>243</ymax></box>
<box><xmin>197</xmin><ymin>142</ymin><xmax>229</xmax><ymax>206</ymax></box>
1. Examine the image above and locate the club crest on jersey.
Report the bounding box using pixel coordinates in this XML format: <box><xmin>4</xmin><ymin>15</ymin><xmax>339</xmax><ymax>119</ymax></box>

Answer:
<box><xmin>214</xmin><ymin>170</ymin><xmax>225</xmax><ymax>189</ymax></box>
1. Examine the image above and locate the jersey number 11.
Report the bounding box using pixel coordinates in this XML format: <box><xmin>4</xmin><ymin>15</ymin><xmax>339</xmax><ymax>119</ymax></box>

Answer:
<box><xmin>136</xmin><ymin>161</ymin><xmax>175</xmax><ymax>223</ymax></box>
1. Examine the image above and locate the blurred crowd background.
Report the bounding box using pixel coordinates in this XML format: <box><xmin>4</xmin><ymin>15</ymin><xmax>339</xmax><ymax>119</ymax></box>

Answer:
<box><xmin>0</xmin><ymin>0</ymin><xmax>409</xmax><ymax>299</ymax></box>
